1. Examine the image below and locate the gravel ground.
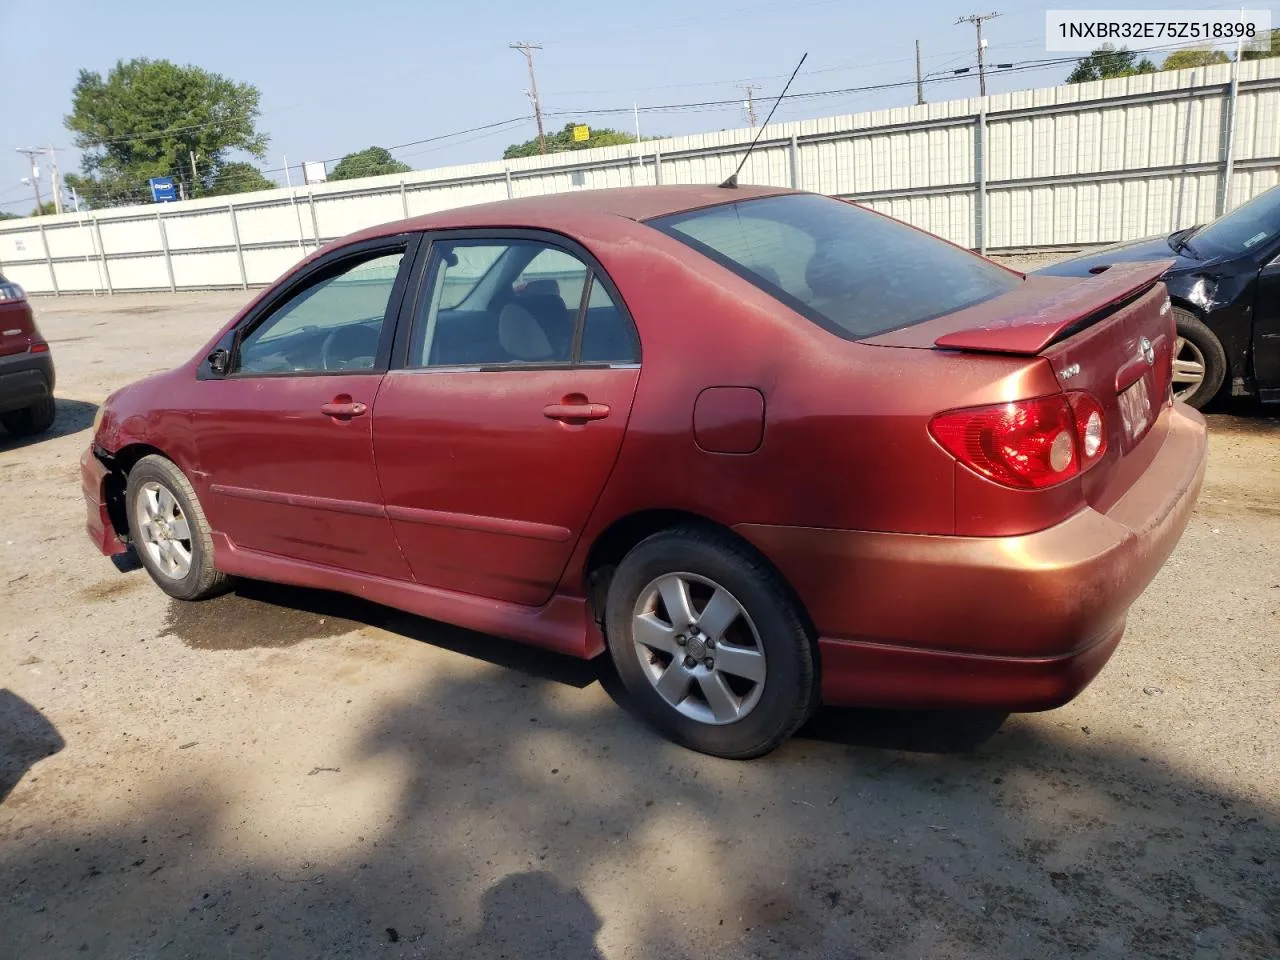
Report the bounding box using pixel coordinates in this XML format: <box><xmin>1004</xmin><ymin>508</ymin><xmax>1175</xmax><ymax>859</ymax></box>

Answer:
<box><xmin>1</xmin><ymin>284</ymin><xmax>1277</xmax><ymax>960</ymax></box>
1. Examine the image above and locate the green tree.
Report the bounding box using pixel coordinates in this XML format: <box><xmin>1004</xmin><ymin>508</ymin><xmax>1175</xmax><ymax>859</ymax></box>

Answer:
<box><xmin>206</xmin><ymin>162</ymin><xmax>276</xmax><ymax>196</ymax></box>
<box><xmin>503</xmin><ymin>123</ymin><xmax>650</xmax><ymax>160</ymax></box>
<box><xmin>1066</xmin><ymin>45</ymin><xmax>1158</xmax><ymax>83</ymax></box>
<box><xmin>1242</xmin><ymin>28</ymin><xmax>1280</xmax><ymax>60</ymax></box>
<box><xmin>1162</xmin><ymin>47</ymin><xmax>1230</xmax><ymax>71</ymax></box>
<box><xmin>31</xmin><ymin>201</ymin><xmax>59</xmax><ymax>216</ymax></box>
<box><xmin>328</xmin><ymin>147</ymin><xmax>412</xmax><ymax>181</ymax></box>
<box><xmin>64</xmin><ymin>58</ymin><xmax>267</xmax><ymax>207</ymax></box>
<box><xmin>0</xmin><ymin>211</ymin><xmax>22</xmax><ymax>221</ymax></box>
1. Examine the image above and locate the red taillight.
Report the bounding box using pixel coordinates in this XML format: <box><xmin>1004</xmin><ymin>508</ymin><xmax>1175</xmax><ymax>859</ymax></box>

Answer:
<box><xmin>29</xmin><ymin>341</ymin><xmax>49</xmax><ymax>353</ymax></box>
<box><xmin>929</xmin><ymin>392</ymin><xmax>1107</xmax><ymax>490</ymax></box>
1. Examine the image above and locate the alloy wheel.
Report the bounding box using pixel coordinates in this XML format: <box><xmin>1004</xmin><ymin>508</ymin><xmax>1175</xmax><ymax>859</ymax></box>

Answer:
<box><xmin>631</xmin><ymin>572</ymin><xmax>767</xmax><ymax>725</ymax></box>
<box><xmin>135</xmin><ymin>481</ymin><xmax>193</xmax><ymax>579</ymax></box>
<box><xmin>1172</xmin><ymin>336</ymin><xmax>1206</xmax><ymax>402</ymax></box>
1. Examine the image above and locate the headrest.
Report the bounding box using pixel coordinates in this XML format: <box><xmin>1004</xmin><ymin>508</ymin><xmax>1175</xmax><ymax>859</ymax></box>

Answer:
<box><xmin>498</xmin><ymin>302</ymin><xmax>553</xmax><ymax>361</ymax></box>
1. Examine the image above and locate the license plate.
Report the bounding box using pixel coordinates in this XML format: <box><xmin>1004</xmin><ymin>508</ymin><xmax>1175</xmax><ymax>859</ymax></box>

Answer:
<box><xmin>1118</xmin><ymin>374</ymin><xmax>1153</xmax><ymax>442</ymax></box>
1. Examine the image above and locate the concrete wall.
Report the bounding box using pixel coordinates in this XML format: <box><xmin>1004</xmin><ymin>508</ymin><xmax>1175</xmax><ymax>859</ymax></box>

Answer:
<box><xmin>3</xmin><ymin>58</ymin><xmax>1278</xmax><ymax>295</ymax></box>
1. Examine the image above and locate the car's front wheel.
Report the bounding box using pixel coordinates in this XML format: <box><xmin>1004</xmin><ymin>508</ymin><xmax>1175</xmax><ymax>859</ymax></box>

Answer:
<box><xmin>125</xmin><ymin>454</ymin><xmax>229</xmax><ymax>601</ymax></box>
<box><xmin>0</xmin><ymin>396</ymin><xmax>56</xmax><ymax>437</ymax></box>
<box><xmin>1172</xmin><ymin>308</ymin><xmax>1227</xmax><ymax>409</ymax></box>
<box><xmin>604</xmin><ymin>525</ymin><xmax>817</xmax><ymax>759</ymax></box>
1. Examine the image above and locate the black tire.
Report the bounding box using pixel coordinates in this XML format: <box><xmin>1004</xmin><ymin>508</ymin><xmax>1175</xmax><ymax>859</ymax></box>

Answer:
<box><xmin>604</xmin><ymin>525</ymin><xmax>817</xmax><ymax>759</ymax></box>
<box><xmin>125</xmin><ymin>454</ymin><xmax>229</xmax><ymax>601</ymax></box>
<box><xmin>1172</xmin><ymin>308</ymin><xmax>1227</xmax><ymax>409</ymax></box>
<box><xmin>0</xmin><ymin>396</ymin><xmax>56</xmax><ymax>437</ymax></box>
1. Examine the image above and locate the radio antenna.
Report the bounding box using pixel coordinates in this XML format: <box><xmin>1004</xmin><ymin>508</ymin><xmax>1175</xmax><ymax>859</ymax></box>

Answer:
<box><xmin>720</xmin><ymin>52</ymin><xmax>808</xmax><ymax>188</ymax></box>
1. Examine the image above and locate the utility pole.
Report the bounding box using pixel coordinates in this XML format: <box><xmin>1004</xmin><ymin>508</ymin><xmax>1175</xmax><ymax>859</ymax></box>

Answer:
<box><xmin>915</xmin><ymin>40</ymin><xmax>925</xmax><ymax>105</ymax></box>
<box><xmin>956</xmin><ymin>11</ymin><xmax>1001</xmax><ymax>96</ymax></box>
<box><xmin>742</xmin><ymin>84</ymin><xmax>760</xmax><ymax>127</ymax></box>
<box><xmin>510</xmin><ymin>42</ymin><xmax>546</xmax><ymax>154</ymax></box>
<box><xmin>16</xmin><ymin>148</ymin><xmax>44</xmax><ymax>215</ymax></box>
<box><xmin>190</xmin><ymin>151</ymin><xmax>199</xmax><ymax>197</ymax></box>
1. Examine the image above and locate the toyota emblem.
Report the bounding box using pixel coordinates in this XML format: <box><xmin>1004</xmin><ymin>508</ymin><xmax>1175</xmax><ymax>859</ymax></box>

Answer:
<box><xmin>1140</xmin><ymin>337</ymin><xmax>1154</xmax><ymax>366</ymax></box>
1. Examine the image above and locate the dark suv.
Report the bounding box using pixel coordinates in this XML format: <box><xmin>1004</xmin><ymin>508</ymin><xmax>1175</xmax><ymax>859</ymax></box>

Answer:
<box><xmin>0</xmin><ymin>277</ymin><xmax>56</xmax><ymax>437</ymax></box>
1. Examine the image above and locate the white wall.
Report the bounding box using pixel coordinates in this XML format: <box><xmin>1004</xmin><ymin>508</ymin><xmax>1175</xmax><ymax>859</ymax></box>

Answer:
<box><xmin>2</xmin><ymin>58</ymin><xmax>1277</xmax><ymax>295</ymax></box>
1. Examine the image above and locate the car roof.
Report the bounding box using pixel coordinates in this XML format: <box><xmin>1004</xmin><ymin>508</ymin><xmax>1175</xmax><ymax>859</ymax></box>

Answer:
<box><xmin>344</xmin><ymin>184</ymin><xmax>796</xmax><ymax>244</ymax></box>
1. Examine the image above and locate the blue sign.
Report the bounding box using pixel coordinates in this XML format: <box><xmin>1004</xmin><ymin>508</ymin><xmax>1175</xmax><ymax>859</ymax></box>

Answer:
<box><xmin>149</xmin><ymin>177</ymin><xmax>177</xmax><ymax>203</ymax></box>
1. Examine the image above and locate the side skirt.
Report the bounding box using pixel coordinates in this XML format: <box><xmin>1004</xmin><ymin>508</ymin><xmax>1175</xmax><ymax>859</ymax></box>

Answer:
<box><xmin>211</xmin><ymin>533</ymin><xmax>604</xmax><ymax>659</ymax></box>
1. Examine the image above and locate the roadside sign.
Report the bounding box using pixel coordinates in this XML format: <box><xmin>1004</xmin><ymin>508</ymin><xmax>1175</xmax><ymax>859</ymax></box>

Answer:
<box><xmin>572</xmin><ymin>125</ymin><xmax>590</xmax><ymax>143</ymax></box>
<box><xmin>303</xmin><ymin>161</ymin><xmax>327</xmax><ymax>184</ymax></box>
<box><xmin>149</xmin><ymin>177</ymin><xmax>177</xmax><ymax>203</ymax></box>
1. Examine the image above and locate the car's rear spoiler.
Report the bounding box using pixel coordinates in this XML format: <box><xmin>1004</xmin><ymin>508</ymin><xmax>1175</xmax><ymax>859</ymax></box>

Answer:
<box><xmin>933</xmin><ymin>260</ymin><xmax>1174</xmax><ymax>356</ymax></box>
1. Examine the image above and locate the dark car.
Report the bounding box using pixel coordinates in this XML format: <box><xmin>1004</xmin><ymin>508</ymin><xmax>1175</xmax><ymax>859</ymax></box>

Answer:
<box><xmin>0</xmin><ymin>277</ymin><xmax>56</xmax><ymax>438</ymax></box>
<box><xmin>1037</xmin><ymin>184</ymin><xmax>1280</xmax><ymax>408</ymax></box>
<box><xmin>81</xmin><ymin>186</ymin><xmax>1205</xmax><ymax>758</ymax></box>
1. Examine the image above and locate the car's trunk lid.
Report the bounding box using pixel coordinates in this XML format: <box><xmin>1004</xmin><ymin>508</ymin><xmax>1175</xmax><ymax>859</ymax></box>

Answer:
<box><xmin>868</xmin><ymin>260</ymin><xmax>1177</xmax><ymax>506</ymax></box>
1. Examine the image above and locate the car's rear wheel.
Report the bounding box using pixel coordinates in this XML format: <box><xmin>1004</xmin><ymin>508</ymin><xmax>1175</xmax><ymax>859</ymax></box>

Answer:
<box><xmin>1172</xmin><ymin>308</ymin><xmax>1227</xmax><ymax>409</ymax></box>
<box><xmin>604</xmin><ymin>525</ymin><xmax>817</xmax><ymax>759</ymax></box>
<box><xmin>125</xmin><ymin>455</ymin><xmax>229</xmax><ymax>601</ymax></box>
<box><xmin>0</xmin><ymin>396</ymin><xmax>56</xmax><ymax>437</ymax></box>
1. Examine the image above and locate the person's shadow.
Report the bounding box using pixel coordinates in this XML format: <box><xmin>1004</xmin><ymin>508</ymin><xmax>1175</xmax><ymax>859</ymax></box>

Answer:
<box><xmin>454</xmin><ymin>871</ymin><xmax>604</xmax><ymax>960</ymax></box>
<box><xmin>0</xmin><ymin>690</ymin><xmax>64</xmax><ymax>803</ymax></box>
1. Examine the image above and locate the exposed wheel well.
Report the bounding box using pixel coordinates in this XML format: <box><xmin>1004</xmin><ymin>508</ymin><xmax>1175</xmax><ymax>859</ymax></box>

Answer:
<box><xmin>101</xmin><ymin>443</ymin><xmax>170</xmax><ymax>541</ymax></box>
<box><xmin>582</xmin><ymin>510</ymin><xmax>818</xmax><ymax>643</ymax></box>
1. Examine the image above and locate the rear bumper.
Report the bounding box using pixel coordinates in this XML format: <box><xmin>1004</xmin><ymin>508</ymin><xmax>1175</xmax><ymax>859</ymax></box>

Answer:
<box><xmin>0</xmin><ymin>350</ymin><xmax>54</xmax><ymax>415</ymax></box>
<box><xmin>737</xmin><ymin>402</ymin><xmax>1207</xmax><ymax>711</ymax></box>
<box><xmin>81</xmin><ymin>446</ymin><xmax>127</xmax><ymax>556</ymax></box>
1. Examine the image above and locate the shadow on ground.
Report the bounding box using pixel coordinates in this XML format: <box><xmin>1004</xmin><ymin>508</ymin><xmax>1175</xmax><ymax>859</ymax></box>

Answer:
<box><xmin>4</xmin><ymin>575</ymin><xmax>1277</xmax><ymax>958</ymax></box>
<box><xmin>2</xmin><ymin>659</ymin><xmax>1276</xmax><ymax>958</ymax></box>
<box><xmin>0</xmin><ymin>398</ymin><xmax>98</xmax><ymax>452</ymax></box>
<box><xmin>0</xmin><ymin>690</ymin><xmax>63</xmax><ymax>803</ymax></box>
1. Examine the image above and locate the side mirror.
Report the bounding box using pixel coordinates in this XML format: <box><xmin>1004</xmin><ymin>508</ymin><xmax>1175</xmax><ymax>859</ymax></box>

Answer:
<box><xmin>207</xmin><ymin>348</ymin><xmax>230</xmax><ymax>376</ymax></box>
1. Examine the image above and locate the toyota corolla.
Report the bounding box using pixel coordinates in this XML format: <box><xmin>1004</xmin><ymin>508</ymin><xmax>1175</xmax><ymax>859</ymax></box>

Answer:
<box><xmin>82</xmin><ymin>185</ymin><xmax>1206</xmax><ymax>758</ymax></box>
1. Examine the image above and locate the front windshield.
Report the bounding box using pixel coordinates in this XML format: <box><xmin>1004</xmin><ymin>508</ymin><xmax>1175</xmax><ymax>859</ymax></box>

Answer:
<box><xmin>1184</xmin><ymin>185</ymin><xmax>1280</xmax><ymax>260</ymax></box>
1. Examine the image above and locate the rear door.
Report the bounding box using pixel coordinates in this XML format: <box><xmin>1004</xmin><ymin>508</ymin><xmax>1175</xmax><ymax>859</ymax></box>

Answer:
<box><xmin>372</xmin><ymin>231</ymin><xmax>641</xmax><ymax>605</ymax></box>
<box><xmin>192</xmin><ymin>236</ymin><xmax>418</xmax><ymax>579</ymax></box>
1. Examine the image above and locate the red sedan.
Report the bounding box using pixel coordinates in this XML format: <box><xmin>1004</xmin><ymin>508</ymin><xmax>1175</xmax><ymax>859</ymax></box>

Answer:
<box><xmin>82</xmin><ymin>186</ymin><xmax>1206</xmax><ymax>758</ymax></box>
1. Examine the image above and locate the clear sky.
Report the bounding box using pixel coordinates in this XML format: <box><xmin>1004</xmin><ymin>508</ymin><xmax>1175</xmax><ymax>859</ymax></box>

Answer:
<box><xmin>0</xmin><ymin>0</ymin><xmax>1252</xmax><ymax>213</ymax></box>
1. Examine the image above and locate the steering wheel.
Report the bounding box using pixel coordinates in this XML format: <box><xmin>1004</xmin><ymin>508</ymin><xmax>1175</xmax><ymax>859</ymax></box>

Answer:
<box><xmin>320</xmin><ymin>324</ymin><xmax>379</xmax><ymax>371</ymax></box>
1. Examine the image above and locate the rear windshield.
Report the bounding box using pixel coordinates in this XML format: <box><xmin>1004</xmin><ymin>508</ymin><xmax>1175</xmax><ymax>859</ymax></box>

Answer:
<box><xmin>650</xmin><ymin>193</ymin><xmax>1021</xmax><ymax>340</ymax></box>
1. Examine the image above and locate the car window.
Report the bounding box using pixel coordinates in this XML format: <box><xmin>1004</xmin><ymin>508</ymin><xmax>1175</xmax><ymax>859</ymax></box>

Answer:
<box><xmin>1183</xmin><ymin>184</ymin><xmax>1280</xmax><ymax>260</ymax></box>
<box><xmin>439</xmin><ymin>245</ymin><xmax>508</xmax><ymax>310</ymax></box>
<box><xmin>580</xmin><ymin>276</ymin><xmax>639</xmax><ymax>364</ymax></box>
<box><xmin>516</xmin><ymin>247</ymin><xmax>591</xmax><ymax>306</ymax></box>
<box><xmin>237</xmin><ymin>250</ymin><xmax>404</xmax><ymax>375</ymax></box>
<box><xmin>410</xmin><ymin>239</ymin><xmax>586</xmax><ymax>368</ymax></box>
<box><xmin>650</xmin><ymin>193</ymin><xmax>1022</xmax><ymax>341</ymax></box>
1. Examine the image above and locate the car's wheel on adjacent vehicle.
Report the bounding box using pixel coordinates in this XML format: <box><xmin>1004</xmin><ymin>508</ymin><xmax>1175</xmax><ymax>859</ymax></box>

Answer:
<box><xmin>0</xmin><ymin>396</ymin><xmax>56</xmax><ymax>437</ymax></box>
<box><xmin>1171</xmin><ymin>308</ymin><xmax>1227</xmax><ymax>409</ymax></box>
<box><xmin>125</xmin><ymin>454</ymin><xmax>229</xmax><ymax>601</ymax></box>
<box><xmin>604</xmin><ymin>525</ymin><xmax>817</xmax><ymax>759</ymax></box>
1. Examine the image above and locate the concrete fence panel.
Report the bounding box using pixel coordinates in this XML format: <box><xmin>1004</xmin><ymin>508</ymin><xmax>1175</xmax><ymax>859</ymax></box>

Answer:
<box><xmin>3</xmin><ymin>58</ymin><xmax>1278</xmax><ymax>295</ymax></box>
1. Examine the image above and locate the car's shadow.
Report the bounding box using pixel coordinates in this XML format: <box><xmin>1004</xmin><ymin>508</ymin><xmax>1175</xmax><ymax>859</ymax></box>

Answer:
<box><xmin>0</xmin><ymin>398</ymin><xmax>98</xmax><ymax>452</ymax></box>
<box><xmin>156</xmin><ymin>575</ymin><xmax>1006</xmax><ymax>755</ymax></box>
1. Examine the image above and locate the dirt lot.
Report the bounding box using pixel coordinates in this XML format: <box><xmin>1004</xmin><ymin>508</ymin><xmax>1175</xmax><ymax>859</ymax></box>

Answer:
<box><xmin>1</xmin><ymin>287</ymin><xmax>1278</xmax><ymax>960</ymax></box>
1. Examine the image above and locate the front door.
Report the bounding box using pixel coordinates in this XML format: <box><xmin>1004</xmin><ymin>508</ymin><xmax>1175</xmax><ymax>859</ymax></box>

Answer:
<box><xmin>372</xmin><ymin>233</ymin><xmax>642</xmax><ymax>605</ymax></box>
<box><xmin>1254</xmin><ymin>252</ymin><xmax>1280</xmax><ymax>401</ymax></box>
<box><xmin>193</xmin><ymin>238</ymin><xmax>417</xmax><ymax>580</ymax></box>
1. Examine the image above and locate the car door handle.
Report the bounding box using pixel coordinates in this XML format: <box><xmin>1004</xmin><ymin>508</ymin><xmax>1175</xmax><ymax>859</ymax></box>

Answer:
<box><xmin>543</xmin><ymin>401</ymin><xmax>611</xmax><ymax>422</ymax></box>
<box><xmin>320</xmin><ymin>399</ymin><xmax>368</xmax><ymax>419</ymax></box>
